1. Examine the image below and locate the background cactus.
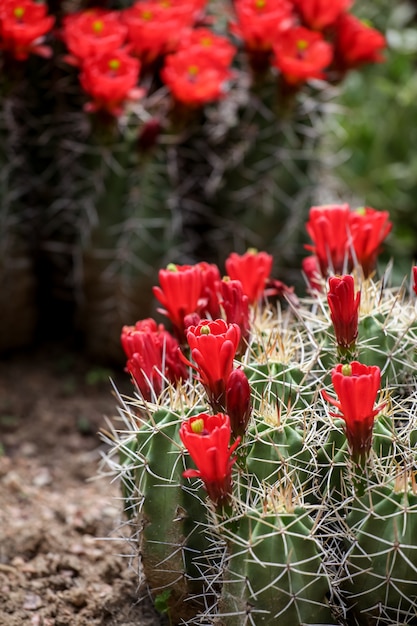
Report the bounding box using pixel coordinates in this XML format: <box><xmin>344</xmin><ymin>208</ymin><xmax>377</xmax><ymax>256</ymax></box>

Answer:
<box><xmin>0</xmin><ymin>0</ymin><xmax>388</xmax><ymax>361</ymax></box>
<box><xmin>102</xmin><ymin>204</ymin><xmax>417</xmax><ymax>625</ymax></box>
<box><xmin>0</xmin><ymin>56</ymin><xmax>42</xmax><ymax>352</ymax></box>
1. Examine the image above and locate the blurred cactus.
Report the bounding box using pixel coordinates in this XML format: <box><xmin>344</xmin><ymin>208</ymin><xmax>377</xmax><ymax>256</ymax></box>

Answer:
<box><xmin>103</xmin><ymin>204</ymin><xmax>417</xmax><ymax>624</ymax></box>
<box><xmin>0</xmin><ymin>58</ymin><xmax>40</xmax><ymax>352</ymax></box>
<box><xmin>0</xmin><ymin>0</ymin><xmax>387</xmax><ymax>359</ymax></box>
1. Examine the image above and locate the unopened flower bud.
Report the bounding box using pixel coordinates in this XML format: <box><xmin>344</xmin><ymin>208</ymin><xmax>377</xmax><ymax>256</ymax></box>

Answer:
<box><xmin>226</xmin><ymin>368</ymin><xmax>252</xmax><ymax>438</ymax></box>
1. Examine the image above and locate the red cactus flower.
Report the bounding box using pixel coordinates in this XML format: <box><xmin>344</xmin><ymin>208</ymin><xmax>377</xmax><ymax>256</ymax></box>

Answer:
<box><xmin>225</xmin><ymin>249</ymin><xmax>273</xmax><ymax>305</ymax></box>
<box><xmin>122</xmin><ymin>0</ymin><xmax>202</xmax><ymax>64</ymax></box>
<box><xmin>322</xmin><ymin>361</ymin><xmax>384</xmax><ymax>459</ymax></box>
<box><xmin>122</xmin><ymin>318</ymin><xmax>187</xmax><ymax>399</ymax></box>
<box><xmin>333</xmin><ymin>13</ymin><xmax>386</xmax><ymax>71</ymax></box>
<box><xmin>197</xmin><ymin>261</ymin><xmax>222</xmax><ymax>321</ymax></box>
<box><xmin>230</xmin><ymin>0</ymin><xmax>294</xmax><ymax>52</ymax></box>
<box><xmin>185</xmin><ymin>319</ymin><xmax>241</xmax><ymax>410</ymax></box>
<box><xmin>219</xmin><ymin>278</ymin><xmax>250</xmax><ymax>351</ymax></box>
<box><xmin>272</xmin><ymin>26</ymin><xmax>333</xmax><ymax>84</ymax></box>
<box><xmin>124</xmin><ymin>327</ymin><xmax>164</xmax><ymax>400</ymax></box>
<box><xmin>327</xmin><ymin>275</ymin><xmax>360</xmax><ymax>351</ymax></box>
<box><xmin>302</xmin><ymin>254</ymin><xmax>323</xmax><ymax>293</ymax></box>
<box><xmin>226</xmin><ymin>368</ymin><xmax>252</xmax><ymax>438</ymax></box>
<box><xmin>293</xmin><ymin>0</ymin><xmax>352</xmax><ymax>31</ymax></box>
<box><xmin>61</xmin><ymin>9</ymin><xmax>127</xmax><ymax>66</ymax></box>
<box><xmin>349</xmin><ymin>207</ymin><xmax>392</xmax><ymax>277</ymax></box>
<box><xmin>178</xmin><ymin>27</ymin><xmax>236</xmax><ymax>67</ymax></box>
<box><xmin>121</xmin><ymin>318</ymin><xmax>160</xmax><ymax>358</ymax></box>
<box><xmin>180</xmin><ymin>412</ymin><xmax>239</xmax><ymax>507</ymax></box>
<box><xmin>305</xmin><ymin>204</ymin><xmax>351</xmax><ymax>276</ymax></box>
<box><xmin>161</xmin><ymin>48</ymin><xmax>234</xmax><ymax>106</ymax></box>
<box><xmin>0</xmin><ymin>0</ymin><xmax>55</xmax><ymax>60</ymax></box>
<box><xmin>153</xmin><ymin>263</ymin><xmax>204</xmax><ymax>341</ymax></box>
<box><xmin>79</xmin><ymin>49</ymin><xmax>143</xmax><ymax>116</ymax></box>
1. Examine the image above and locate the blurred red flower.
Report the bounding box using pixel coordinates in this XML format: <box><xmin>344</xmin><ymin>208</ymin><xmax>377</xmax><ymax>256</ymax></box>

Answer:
<box><xmin>180</xmin><ymin>412</ymin><xmax>239</xmax><ymax>507</ymax></box>
<box><xmin>122</xmin><ymin>0</ymin><xmax>203</xmax><ymax>63</ymax></box>
<box><xmin>334</xmin><ymin>13</ymin><xmax>386</xmax><ymax>71</ymax></box>
<box><xmin>61</xmin><ymin>8</ymin><xmax>127</xmax><ymax>66</ymax></box>
<box><xmin>231</xmin><ymin>0</ymin><xmax>294</xmax><ymax>52</ymax></box>
<box><xmin>0</xmin><ymin>0</ymin><xmax>55</xmax><ymax>60</ymax></box>
<box><xmin>272</xmin><ymin>26</ymin><xmax>333</xmax><ymax>84</ymax></box>
<box><xmin>305</xmin><ymin>204</ymin><xmax>351</xmax><ymax>276</ymax></box>
<box><xmin>294</xmin><ymin>0</ymin><xmax>352</xmax><ymax>31</ymax></box>
<box><xmin>177</xmin><ymin>27</ymin><xmax>236</xmax><ymax>67</ymax></box>
<box><xmin>302</xmin><ymin>254</ymin><xmax>323</xmax><ymax>293</ymax></box>
<box><xmin>349</xmin><ymin>207</ymin><xmax>392</xmax><ymax>277</ymax></box>
<box><xmin>161</xmin><ymin>48</ymin><xmax>234</xmax><ymax>106</ymax></box>
<box><xmin>79</xmin><ymin>48</ymin><xmax>142</xmax><ymax>116</ymax></box>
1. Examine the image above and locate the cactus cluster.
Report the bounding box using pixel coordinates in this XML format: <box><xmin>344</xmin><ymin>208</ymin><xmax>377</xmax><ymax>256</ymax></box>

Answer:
<box><xmin>0</xmin><ymin>0</ymin><xmax>387</xmax><ymax>360</ymax></box>
<box><xmin>102</xmin><ymin>203</ymin><xmax>417</xmax><ymax>625</ymax></box>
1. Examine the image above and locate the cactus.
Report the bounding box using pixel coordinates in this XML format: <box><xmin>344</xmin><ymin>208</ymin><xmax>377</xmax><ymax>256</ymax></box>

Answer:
<box><xmin>101</xmin><ymin>202</ymin><xmax>417</xmax><ymax>624</ymax></box>
<box><xmin>0</xmin><ymin>55</ymin><xmax>43</xmax><ymax>352</ymax></box>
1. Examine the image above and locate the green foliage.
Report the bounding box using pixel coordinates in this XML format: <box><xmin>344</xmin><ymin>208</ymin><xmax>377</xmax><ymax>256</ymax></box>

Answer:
<box><xmin>322</xmin><ymin>1</ymin><xmax>417</xmax><ymax>279</ymax></box>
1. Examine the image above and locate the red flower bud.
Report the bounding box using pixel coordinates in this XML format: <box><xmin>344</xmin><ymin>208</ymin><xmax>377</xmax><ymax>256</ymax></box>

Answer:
<box><xmin>226</xmin><ymin>368</ymin><xmax>252</xmax><ymax>438</ymax></box>
<box><xmin>219</xmin><ymin>278</ymin><xmax>250</xmax><ymax>352</ymax></box>
<box><xmin>327</xmin><ymin>275</ymin><xmax>360</xmax><ymax>351</ymax></box>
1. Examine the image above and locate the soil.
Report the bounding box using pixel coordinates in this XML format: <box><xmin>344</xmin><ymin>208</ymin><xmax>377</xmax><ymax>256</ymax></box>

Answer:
<box><xmin>0</xmin><ymin>344</ymin><xmax>165</xmax><ymax>626</ymax></box>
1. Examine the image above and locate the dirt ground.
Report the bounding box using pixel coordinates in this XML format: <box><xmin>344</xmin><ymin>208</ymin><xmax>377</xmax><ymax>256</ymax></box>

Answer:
<box><xmin>0</xmin><ymin>344</ymin><xmax>165</xmax><ymax>626</ymax></box>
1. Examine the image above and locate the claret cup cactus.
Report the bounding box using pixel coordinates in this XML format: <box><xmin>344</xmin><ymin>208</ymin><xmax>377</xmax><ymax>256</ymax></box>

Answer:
<box><xmin>103</xmin><ymin>203</ymin><xmax>417</xmax><ymax>625</ymax></box>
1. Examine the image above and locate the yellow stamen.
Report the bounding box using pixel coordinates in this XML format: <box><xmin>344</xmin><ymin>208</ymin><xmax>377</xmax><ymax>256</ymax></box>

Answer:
<box><xmin>191</xmin><ymin>418</ymin><xmax>205</xmax><ymax>434</ymax></box>
<box><xmin>14</xmin><ymin>6</ymin><xmax>25</xmax><ymax>19</ymax></box>
<box><xmin>166</xmin><ymin>263</ymin><xmax>178</xmax><ymax>272</ymax></box>
<box><xmin>92</xmin><ymin>20</ymin><xmax>104</xmax><ymax>34</ymax></box>
<box><xmin>188</xmin><ymin>65</ymin><xmax>199</xmax><ymax>77</ymax></box>
<box><xmin>342</xmin><ymin>364</ymin><xmax>352</xmax><ymax>376</ymax></box>
<box><xmin>297</xmin><ymin>40</ymin><xmax>308</xmax><ymax>51</ymax></box>
<box><xmin>108</xmin><ymin>59</ymin><xmax>121</xmax><ymax>71</ymax></box>
<box><xmin>255</xmin><ymin>0</ymin><xmax>266</xmax><ymax>8</ymax></box>
<box><xmin>355</xmin><ymin>206</ymin><xmax>367</xmax><ymax>216</ymax></box>
<box><xmin>141</xmin><ymin>10</ymin><xmax>153</xmax><ymax>20</ymax></box>
<box><xmin>200</xmin><ymin>325</ymin><xmax>211</xmax><ymax>335</ymax></box>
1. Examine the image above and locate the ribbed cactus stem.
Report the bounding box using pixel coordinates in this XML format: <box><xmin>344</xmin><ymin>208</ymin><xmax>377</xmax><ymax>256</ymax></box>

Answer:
<box><xmin>216</xmin><ymin>504</ymin><xmax>336</xmax><ymax>625</ymax></box>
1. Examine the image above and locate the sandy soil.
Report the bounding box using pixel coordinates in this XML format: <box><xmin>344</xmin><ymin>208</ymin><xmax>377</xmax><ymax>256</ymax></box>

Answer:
<box><xmin>0</xmin><ymin>345</ymin><xmax>165</xmax><ymax>626</ymax></box>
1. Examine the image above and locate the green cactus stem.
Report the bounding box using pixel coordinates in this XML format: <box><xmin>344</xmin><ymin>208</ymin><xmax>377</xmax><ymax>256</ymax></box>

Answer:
<box><xmin>216</xmin><ymin>503</ymin><xmax>336</xmax><ymax>625</ymax></box>
<box><xmin>342</xmin><ymin>482</ymin><xmax>417</xmax><ymax>625</ymax></box>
